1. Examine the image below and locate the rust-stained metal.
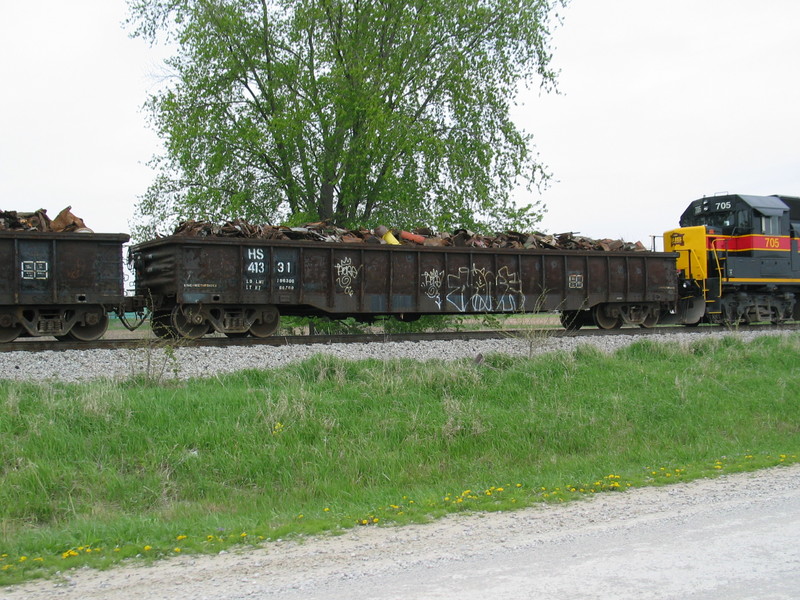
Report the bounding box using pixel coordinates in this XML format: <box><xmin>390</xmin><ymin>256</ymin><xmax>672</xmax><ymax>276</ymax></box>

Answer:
<box><xmin>0</xmin><ymin>206</ymin><xmax>93</xmax><ymax>233</ymax></box>
<box><xmin>0</xmin><ymin>230</ymin><xmax>129</xmax><ymax>342</ymax></box>
<box><xmin>168</xmin><ymin>220</ymin><xmax>648</xmax><ymax>252</ymax></box>
<box><xmin>131</xmin><ymin>235</ymin><xmax>678</xmax><ymax>338</ymax></box>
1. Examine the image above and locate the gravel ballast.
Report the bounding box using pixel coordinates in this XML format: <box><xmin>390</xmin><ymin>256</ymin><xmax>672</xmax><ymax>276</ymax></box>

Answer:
<box><xmin>0</xmin><ymin>329</ymin><xmax>789</xmax><ymax>382</ymax></box>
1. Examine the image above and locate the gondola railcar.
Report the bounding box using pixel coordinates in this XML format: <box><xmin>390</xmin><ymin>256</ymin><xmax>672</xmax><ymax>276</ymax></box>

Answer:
<box><xmin>129</xmin><ymin>235</ymin><xmax>680</xmax><ymax>338</ymax></box>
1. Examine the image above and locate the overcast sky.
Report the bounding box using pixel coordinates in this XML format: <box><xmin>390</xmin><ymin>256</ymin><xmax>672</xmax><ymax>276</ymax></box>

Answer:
<box><xmin>1</xmin><ymin>1</ymin><xmax>799</xmax><ymax>248</ymax></box>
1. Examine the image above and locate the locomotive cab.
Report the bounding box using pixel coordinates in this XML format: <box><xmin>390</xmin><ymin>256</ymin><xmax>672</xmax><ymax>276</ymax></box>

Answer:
<box><xmin>664</xmin><ymin>194</ymin><xmax>800</xmax><ymax>324</ymax></box>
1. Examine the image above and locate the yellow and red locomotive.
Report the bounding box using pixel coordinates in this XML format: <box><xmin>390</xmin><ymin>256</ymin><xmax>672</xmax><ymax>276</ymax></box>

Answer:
<box><xmin>664</xmin><ymin>194</ymin><xmax>800</xmax><ymax>325</ymax></box>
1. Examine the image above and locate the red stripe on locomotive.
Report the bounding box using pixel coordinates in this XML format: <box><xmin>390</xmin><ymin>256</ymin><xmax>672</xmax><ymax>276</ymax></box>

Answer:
<box><xmin>704</xmin><ymin>234</ymin><xmax>794</xmax><ymax>252</ymax></box>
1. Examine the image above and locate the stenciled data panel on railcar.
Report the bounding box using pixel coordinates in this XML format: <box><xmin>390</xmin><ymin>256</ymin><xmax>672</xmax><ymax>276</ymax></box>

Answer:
<box><xmin>244</xmin><ymin>247</ymin><xmax>267</xmax><ymax>291</ymax></box>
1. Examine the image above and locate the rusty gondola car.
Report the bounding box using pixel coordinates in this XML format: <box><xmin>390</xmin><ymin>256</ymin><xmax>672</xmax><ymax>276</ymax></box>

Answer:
<box><xmin>0</xmin><ymin>231</ymin><xmax>130</xmax><ymax>342</ymax></box>
<box><xmin>130</xmin><ymin>235</ymin><xmax>682</xmax><ymax>338</ymax></box>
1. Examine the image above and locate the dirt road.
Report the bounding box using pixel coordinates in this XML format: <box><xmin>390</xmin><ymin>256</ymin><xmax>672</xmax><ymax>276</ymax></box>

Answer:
<box><xmin>3</xmin><ymin>464</ymin><xmax>799</xmax><ymax>600</ymax></box>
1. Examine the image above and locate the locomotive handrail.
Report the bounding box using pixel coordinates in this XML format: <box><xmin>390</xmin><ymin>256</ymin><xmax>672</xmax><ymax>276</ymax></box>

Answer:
<box><xmin>709</xmin><ymin>237</ymin><xmax>728</xmax><ymax>298</ymax></box>
<box><xmin>675</xmin><ymin>246</ymin><xmax>705</xmax><ymax>283</ymax></box>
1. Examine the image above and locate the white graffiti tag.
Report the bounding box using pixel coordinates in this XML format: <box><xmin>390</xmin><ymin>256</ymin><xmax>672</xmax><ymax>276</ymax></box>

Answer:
<box><xmin>446</xmin><ymin>266</ymin><xmax>471</xmax><ymax>312</ymax></box>
<box><xmin>470</xmin><ymin>267</ymin><xmax>493</xmax><ymax>311</ymax></box>
<box><xmin>334</xmin><ymin>257</ymin><xmax>362</xmax><ymax>296</ymax></box>
<box><xmin>496</xmin><ymin>266</ymin><xmax>525</xmax><ymax>311</ymax></box>
<box><xmin>421</xmin><ymin>268</ymin><xmax>444</xmax><ymax>308</ymax></box>
<box><xmin>442</xmin><ymin>264</ymin><xmax>525</xmax><ymax>313</ymax></box>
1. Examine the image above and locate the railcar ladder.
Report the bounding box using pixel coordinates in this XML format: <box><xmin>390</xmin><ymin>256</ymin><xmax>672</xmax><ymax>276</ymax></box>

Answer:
<box><xmin>705</xmin><ymin>240</ymin><xmax>728</xmax><ymax>316</ymax></box>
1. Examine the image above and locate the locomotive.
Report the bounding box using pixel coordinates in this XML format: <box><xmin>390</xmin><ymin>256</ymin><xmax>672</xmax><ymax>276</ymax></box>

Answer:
<box><xmin>0</xmin><ymin>193</ymin><xmax>797</xmax><ymax>343</ymax></box>
<box><xmin>664</xmin><ymin>194</ymin><xmax>800</xmax><ymax>325</ymax></box>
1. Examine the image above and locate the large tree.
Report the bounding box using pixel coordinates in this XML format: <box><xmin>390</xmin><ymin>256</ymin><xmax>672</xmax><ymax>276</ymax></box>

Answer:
<box><xmin>128</xmin><ymin>0</ymin><xmax>566</xmax><ymax>236</ymax></box>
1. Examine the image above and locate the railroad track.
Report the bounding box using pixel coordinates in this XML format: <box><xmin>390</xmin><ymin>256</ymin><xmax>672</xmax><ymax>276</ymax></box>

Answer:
<box><xmin>0</xmin><ymin>323</ymin><xmax>795</xmax><ymax>353</ymax></box>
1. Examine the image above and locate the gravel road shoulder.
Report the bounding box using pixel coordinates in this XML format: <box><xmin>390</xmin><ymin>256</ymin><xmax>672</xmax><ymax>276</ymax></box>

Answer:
<box><xmin>3</xmin><ymin>464</ymin><xmax>799</xmax><ymax>600</ymax></box>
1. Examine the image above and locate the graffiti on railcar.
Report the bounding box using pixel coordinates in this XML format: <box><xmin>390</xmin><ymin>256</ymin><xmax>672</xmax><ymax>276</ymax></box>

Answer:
<box><xmin>334</xmin><ymin>257</ymin><xmax>362</xmax><ymax>296</ymax></box>
<box><xmin>422</xmin><ymin>264</ymin><xmax>525</xmax><ymax>313</ymax></box>
<box><xmin>421</xmin><ymin>268</ymin><xmax>445</xmax><ymax>308</ymax></box>
<box><xmin>496</xmin><ymin>266</ymin><xmax>525</xmax><ymax>311</ymax></box>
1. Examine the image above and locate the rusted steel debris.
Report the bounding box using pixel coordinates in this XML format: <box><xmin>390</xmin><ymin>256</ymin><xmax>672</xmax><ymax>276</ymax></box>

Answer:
<box><xmin>0</xmin><ymin>206</ymin><xmax>92</xmax><ymax>233</ymax></box>
<box><xmin>171</xmin><ymin>219</ymin><xmax>647</xmax><ymax>252</ymax></box>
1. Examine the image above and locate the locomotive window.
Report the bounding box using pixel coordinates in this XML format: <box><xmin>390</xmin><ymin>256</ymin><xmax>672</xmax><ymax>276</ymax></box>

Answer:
<box><xmin>698</xmin><ymin>211</ymin><xmax>735</xmax><ymax>230</ymax></box>
<box><xmin>736</xmin><ymin>210</ymin><xmax>751</xmax><ymax>230</ymax></box>
<box><xmin>760</xmin><ymin>215</ymin><xmax>781</xmax><ymax>235</ymax></box>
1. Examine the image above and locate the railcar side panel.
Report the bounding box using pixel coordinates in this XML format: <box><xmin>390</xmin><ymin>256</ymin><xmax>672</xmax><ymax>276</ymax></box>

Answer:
<box><xmin>0</xmin><ymin>233</ymin><xmax>129</xmax><ymax>306</ymax></box>
<box><xmin>132</xmin><ymin>237</ymin><xmax>679</xmax><ymax>326</ymax></box>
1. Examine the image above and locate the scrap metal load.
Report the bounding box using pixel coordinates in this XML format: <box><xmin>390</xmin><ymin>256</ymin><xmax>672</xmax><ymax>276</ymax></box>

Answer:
<box><xmin>0</xmin><ymin>206</ymin><xmax>92</xmax><ymax>233</ymax></box>
<box><xmin>171</xmin><ymin>219</ymin><xmax>647</xmax><ymax>252</ymax></box>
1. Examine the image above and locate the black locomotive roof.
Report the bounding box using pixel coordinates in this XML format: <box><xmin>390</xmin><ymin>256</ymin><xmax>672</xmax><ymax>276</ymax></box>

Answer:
<box><xmin>775</xmin><ymin>195</ymin><xmax>800</xmax><ymax>222</ymax></box>
<box><xmin>737</xmin><ymin>194</ymin><xmax>788</xmax><ymax>216</ymax></box>
<box><xmin>680</xmin><ymin>194</ymin><xmax>793</xmax><ymax>226</ymax></box>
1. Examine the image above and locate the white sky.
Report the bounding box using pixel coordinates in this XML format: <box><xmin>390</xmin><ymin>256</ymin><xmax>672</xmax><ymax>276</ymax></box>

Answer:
<box><xmin>1</xmin><ymin>1</ymin><xmax>799</xmax><ymax>248</ymax></box>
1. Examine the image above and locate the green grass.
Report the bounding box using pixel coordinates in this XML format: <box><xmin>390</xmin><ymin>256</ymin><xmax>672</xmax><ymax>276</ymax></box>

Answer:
<box><xmin>1</xmin><ymin>333</ymin><xmax>799</xmax><ymax>584</ymax></box>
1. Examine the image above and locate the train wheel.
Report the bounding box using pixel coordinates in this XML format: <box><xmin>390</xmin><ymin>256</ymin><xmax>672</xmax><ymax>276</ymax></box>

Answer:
<box><xmin>249</xmin><ymin>305</ymin><xmax>280</xmax><ymax>338</ymax></box>
<box><xmin>0</xmin><ymin>324</ymin><xmax>21</xmax><ymax>343</ymax></box>
<box><xmin>151</xmin><ymin>310</ymin><xmax>177</xmax><ymax>339</ymax></box>
<box><xmin>593</xmin><ymin>305</ymin><xmax>622</xmax><ymax>330</ymax></box>
<box><xmin>171</xmin><ymin>306</ymin><xmax>210</xmax><ymax>339</ymax></box>
<box><xmin>639</xmin><ymin>313</ymin><xmax>659</xmax><ymax>328</ymax></box>
<box><xmin>560</xmin><ymin>311</ymin><xmax>583</xmax><ymax>331</ymax></box>
<box><xmin>68</xmin><ymin>312</ymin><xmax>109</xmax><ymax>342</ymax></box>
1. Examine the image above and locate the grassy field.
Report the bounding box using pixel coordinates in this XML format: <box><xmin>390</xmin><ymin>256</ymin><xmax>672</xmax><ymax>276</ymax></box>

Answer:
<box><xmin>1</xmin><ymin>333</ymin><xmax>799</xmax><ymax>584</ymax></box>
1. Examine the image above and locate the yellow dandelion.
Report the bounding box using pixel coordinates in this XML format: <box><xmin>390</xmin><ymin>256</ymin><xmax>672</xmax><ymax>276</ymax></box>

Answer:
<box><xmin>144</xmin><ymin>545</ymin><xmax>152</xmax><ymax>551</ymax></box>
<box><xmin>176</xmin><ymin>535</ymin><xmax>187</xmax><ymax>541</ymax></box>
<box><xmin>174</xmin><ymin>548</ymin><xmax>181</xmax><ymax>553</ymax></box>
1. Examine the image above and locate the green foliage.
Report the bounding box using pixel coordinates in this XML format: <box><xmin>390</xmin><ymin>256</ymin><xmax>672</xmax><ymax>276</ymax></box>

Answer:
<box><xmin>126</xmin><ymin>0</ymin><xmax>567</xmax><ymax>239</ymax></box>
<box><xmin>2</xmin><ymin>333</ymin><xmax>799</xmax><ymax>583</ymax></box>
<box><xmin>279</xmin><ymin>314</ymin><xmax>466</xmax><ymax>335</ymax></box>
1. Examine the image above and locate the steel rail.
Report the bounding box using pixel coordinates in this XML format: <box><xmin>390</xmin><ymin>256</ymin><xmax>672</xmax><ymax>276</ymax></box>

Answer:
<box><xmin>0</xmin><ymin>323</ymin><xmax>796</xmax><ymax>353</ymax></box>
